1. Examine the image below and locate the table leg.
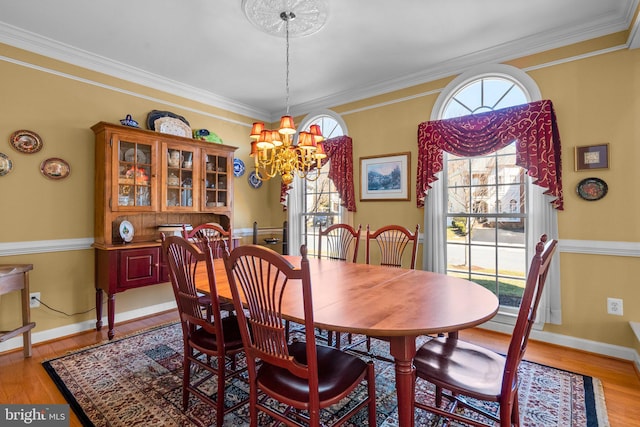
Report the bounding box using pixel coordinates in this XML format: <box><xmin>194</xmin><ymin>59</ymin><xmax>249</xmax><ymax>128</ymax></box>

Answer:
<box><xmin>95</xmin><ymin>288</ymin><xmax>103</xmax><ymax>331</ymax></box>
<box><xmin>388</xmin><ymin>335</ymin><xmax>417</xmax><ymax>427</ymax></box>
<box><xmin>21</xmin><ymin>272</ymin><xmax>32</xmax><ymax>358</ymax></box>
<box><xmin>107</xmin><ymin>293</ymin><xmax>115</xmax><ymax>340</ymax></box>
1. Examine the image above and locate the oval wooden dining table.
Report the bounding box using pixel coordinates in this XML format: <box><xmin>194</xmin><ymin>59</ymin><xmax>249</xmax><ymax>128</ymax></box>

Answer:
<box><xmin>198</xmin><ymin>256</ymin><xmax>499</xmax><ymax>427</ymax></box>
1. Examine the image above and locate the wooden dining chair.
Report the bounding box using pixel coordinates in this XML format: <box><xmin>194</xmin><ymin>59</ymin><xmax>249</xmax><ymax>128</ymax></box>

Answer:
<box><xmin>183</xmin><ymin>222</ymin><xmax>232</xmax><ymax>258</ymax></box>
<box><xmin>183</xmin><ymin>223</ymin><xmax>235</xmax><ymax>318</ymax></box>
<box><xmin>413</xmin><ymin>234</ymin><xmax>558</xmax><ymax>427</ymax></box>
<box><xmin>318</xmin><ymin>223</ymin><xmax>361</xmax><ymax>263</ymax></box>
<box><xmin>223</xmin><ymin>244</ymin><xmax>377</xmax><ymax>427</ymax></box>
<box><xmin>162</xmin><ymin>235</ymin><xmax>247</xmax><ymax>427</ymax></box>
<box><xmin>362</xmin><ymin>224</ymin><xmax>419</xmax><ymax>353</ymax></box>
<box><xmin>316</xmin><ymin>223</ymin><xmax>361</xmax><ymax>349</ymax></box>
<box><xmin>365</xmin><ymin>224</ymin><xmax>419</xmax><ymax>269</ymax></box>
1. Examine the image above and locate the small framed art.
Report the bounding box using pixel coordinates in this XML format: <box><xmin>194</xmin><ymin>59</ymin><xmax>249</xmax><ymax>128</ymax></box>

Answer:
<box><xmin>575</xmin><ymin>143</ymin><xmax>609</xmax><ymax>171</ymax></box>
<box><xmin>360</xmin><ymin>152</ymin><xmax>410</xmax><ymax>201</ymax></box>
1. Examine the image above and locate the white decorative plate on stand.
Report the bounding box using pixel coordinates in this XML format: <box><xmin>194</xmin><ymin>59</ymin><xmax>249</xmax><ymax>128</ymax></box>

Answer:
<box><xmin>119</xmin><ymin>220</ymin><xmax>134</xmax><ymax>243</ymax></box>
<box><xmin>154</xmin><ymin>117</ymin><xmax>192</xmax><ymax>138</ymax></box>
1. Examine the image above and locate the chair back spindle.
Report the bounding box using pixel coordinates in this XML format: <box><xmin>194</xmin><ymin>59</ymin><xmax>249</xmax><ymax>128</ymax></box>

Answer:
<box><xmin>366</xmin><ymin>224</ymin><xmax>419</xmax><ymax>269</ymax></box>
<box><xmin>318</xmin><ymin>224</ymin><xmax>361</xmax><ymax>262</ymax></box>
<box><xmin>183</xmin><ymin>223</ymin><xmax>231</xmax><ymax>258</ymax></box>
<box><xmin>225</xmin><ymin>245</ymin><xmax>317</xmax><ymax>379</ymax></box>
<box><xmin>502</xmin><ymin>235</ymin><xmax>557</xmax><ymax>395</ymax></box>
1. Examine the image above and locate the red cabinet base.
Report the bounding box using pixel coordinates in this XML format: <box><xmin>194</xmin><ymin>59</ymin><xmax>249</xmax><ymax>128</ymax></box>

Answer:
<box><xmin>95</xmin><ymin>245</ymin><xmax>167</xmax><ymax>340</ymax></box>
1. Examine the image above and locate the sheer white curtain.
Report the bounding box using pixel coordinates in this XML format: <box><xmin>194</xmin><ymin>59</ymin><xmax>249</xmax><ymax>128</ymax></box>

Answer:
<box><xmin>286</xmin><ymin>179</ymin><xmax>304</xmax><ymax>256</ymax></box>
<box><xmin>422</xmin><ymin>174</ymin><xmax>561</xmax><ymax>325</ymax></box>
<box><xmin>527</xmin><ymin>182</ymin><xmax>562</xmax><ymax>325</ymax></box>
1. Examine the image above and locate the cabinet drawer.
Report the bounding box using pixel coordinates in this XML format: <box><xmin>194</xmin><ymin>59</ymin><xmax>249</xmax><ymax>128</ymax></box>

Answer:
<box><xmin>118</xmin><ymin>247</ymin><xmax>160</xmax><ymax>289</ymax></box>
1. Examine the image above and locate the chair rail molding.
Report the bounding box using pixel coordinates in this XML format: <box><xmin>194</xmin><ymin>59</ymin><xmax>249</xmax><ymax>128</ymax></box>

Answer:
<box><xmin>0</xmin><ymin>238</ymin><xmax>94</xmax><ymax>256</ymax></box>
<box><xmin>1</xmin><ymin>238</ymin><xmax>637</xmax><ymax>258</ymax></box>
<box><xmin>559</xmin><ymin>239</ymin><xmax>640</xmax><ymax>257</ymax></box>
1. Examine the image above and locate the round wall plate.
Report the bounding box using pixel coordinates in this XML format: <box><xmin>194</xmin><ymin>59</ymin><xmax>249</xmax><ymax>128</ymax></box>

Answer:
<box><xmin>0</xmin><ymin>152</ymin><xmax>13</xmax><ymax>176</ymax></box>
<box><xmin>233</xmin><ymin>158</ymin><xmax>246</xmax><ymax>177</ymax></box>
<box><xmin>248</xmin><ymin>171</ymin><xmax>262</xmax><ymax>189</ymax></box>
<box><xmin>40</xmin><ymin>158</ymin><xmax>70</xmax><ymax>180</ymax></box>
<box><xmin>10</xmin><ymin>130</ymin><xmax>43</xmax><ymax>154</ymax></box>
<box><xmin>576</xmin><ymin>177</ymin><xmax>607</xmax><ymax>201</ymax></box>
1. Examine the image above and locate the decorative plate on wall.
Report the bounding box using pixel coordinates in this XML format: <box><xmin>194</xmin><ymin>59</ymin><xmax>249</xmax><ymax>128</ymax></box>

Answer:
<box><xmin>576</xmin><ymin>177</ymin><xmax>608</xmax><ymax>201</ymax></box>
<box><xmin>10</xmin><ymin>130</ymin><xmax>43</xmax><ymax>154</ymax></box>
<box><xmin>40</xmin><ymin>157</ymin><xmax>70</xmax><ymax>180</ymax></box>
<box><xmin>248</xmin><ymin>171</ymin><xmax>262</xmax><ymax>189</ymax></box>
<box><xmin>233</xmin><ymin>158</ymin><xmax>246</xmax><ymax>177</ymax></box>
<box><xmin>0</xmin><ymin>152</ymin><xmax>13</xmax><ymax>176</ymax></box>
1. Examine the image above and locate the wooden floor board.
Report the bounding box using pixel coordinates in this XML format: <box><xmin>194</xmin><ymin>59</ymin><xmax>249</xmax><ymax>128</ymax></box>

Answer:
<box><xmin>1</xmin><ymin>310</ymin><xmax>638</xmax><ymax>426</ymax></box>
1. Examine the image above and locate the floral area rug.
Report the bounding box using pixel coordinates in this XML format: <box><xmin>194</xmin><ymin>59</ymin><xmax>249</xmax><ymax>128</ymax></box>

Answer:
<box><xmin>43</xmin><ymin>322</ymin><xmax>609</xmax><ymax>426</ymax></box>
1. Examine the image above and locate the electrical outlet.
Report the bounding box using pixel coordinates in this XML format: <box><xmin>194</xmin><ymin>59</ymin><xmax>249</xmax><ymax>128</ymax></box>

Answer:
<box><xmin>607</xmin><ymin>297</ymin><xmax>623</xmax><ymax>316</ymax></box>
<box><xmin>29</xmin><ymin>292</ymin><xmax>40</xmax><ymax>308</ymax></box>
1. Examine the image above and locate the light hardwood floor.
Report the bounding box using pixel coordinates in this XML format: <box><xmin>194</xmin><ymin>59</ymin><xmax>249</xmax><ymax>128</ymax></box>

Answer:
<box><xmin>1</xmin><ymin>310</ymin><xmax>638</xmax><ymax>426</ymax></box>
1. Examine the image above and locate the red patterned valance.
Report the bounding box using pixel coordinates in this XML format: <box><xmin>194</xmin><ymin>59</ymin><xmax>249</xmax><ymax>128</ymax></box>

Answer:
<box><xmin>417</xmin><ymin>99</ymin><xmax>563</xmax><ymax>210</ymax></box>
<box><xmin>280</xmin><ymin>135</ymin><xmax>357</xmax><ymax>212</ymax></box>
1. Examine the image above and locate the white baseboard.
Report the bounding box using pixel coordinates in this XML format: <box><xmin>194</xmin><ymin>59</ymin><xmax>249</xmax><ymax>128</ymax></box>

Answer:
<box><xmin>481</xmin><ymin>320</ymin><xmax>640</xmax><ymax>363</ymax></box>
<box><xmin>0</xmin><ymin>301</ymin><xmax>177</xmax><ymax>354</ymax></box>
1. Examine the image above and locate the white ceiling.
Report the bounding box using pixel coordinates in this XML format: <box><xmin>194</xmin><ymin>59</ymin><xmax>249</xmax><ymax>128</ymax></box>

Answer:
<box><xmin>0</xmin><ymin>0</ymin><xmax>638</xmax><ymax>122</ymax></box>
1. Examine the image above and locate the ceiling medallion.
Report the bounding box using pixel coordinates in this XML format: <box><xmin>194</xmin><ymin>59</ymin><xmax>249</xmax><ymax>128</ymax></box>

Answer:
<box><xmin>242</xmin><ymin>0</ymin><xmax>329</xmax><ymax>38</ymax></box>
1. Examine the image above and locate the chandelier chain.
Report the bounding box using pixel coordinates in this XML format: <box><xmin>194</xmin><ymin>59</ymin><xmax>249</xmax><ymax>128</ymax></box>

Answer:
<box><xmin>284</xmin><ymin>12</ymin><xmax>291</xmax><ymax>115</ymax></box>
<box><xmin>248</xmin><ymin>9</ymin><xmax>325</xmax><ymax>187</ymax></box>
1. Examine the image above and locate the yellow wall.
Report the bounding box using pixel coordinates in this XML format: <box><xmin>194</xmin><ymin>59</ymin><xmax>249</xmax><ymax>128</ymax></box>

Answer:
<box><xmin>530</xmin><ymin>49</ymin><xmax>640</xmax><ymax>346</ymax></box>
<box><xmin>0</xmin><ymin>43</ymin><xmax>278</xmax><ymax>332</ymax></box>
<box><xmin>327</xmin><ymin>46</ymin><xmax>640</xmax><ymax>348</ymax></box>
<box><xmin>1</xmin><ymin>37</ymin><xmax>640</xmax><ymax>352</ymax></box>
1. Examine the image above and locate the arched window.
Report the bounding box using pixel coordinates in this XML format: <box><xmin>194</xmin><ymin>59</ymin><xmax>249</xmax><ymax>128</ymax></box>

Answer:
<box><xmin>424</xmin><ymin>64</ymin><xmax>561</xmax><ymax>325</ymax></box>
<box><xmin>287</xmin><ymin>110</ymin><xmax>350</xmax><ymax>255</ymax></box>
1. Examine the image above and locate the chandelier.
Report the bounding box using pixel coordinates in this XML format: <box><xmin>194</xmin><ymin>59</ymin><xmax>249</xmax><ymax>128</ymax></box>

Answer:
<box><xmin>244</xmin><ymin>1</ymin><xmax>329</xmax><ymax>186</ymax></box>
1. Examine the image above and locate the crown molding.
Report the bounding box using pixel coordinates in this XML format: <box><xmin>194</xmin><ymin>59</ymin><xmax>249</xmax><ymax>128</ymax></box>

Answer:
<box><xmin>0</xmin><ymin>22</ymin><xmax>271</xmax><ymax>122</ymax></box>
<box><xmin>286</xmin><ymin>12</ymin><xmax>634</xmax><ymax>115</ymax></box>
<box><xmin>629</xmin><ymin>7</ymin><xmax>640</xmax><ymax>48</ymax></box>
<box><xmin>0</xmin><ymin>2</ymin><xmax>636</xmax><ymax>120</ymax></box>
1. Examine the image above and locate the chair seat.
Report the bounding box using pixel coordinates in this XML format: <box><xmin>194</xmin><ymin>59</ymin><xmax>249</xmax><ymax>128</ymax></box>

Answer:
<box><xmin>190</xmin><ymin>315</ymin><xmax>244</xmax><ymax>352</ymax></box>
<box><xmin>414</xmin><ymin>337</ymin><xmax>506</xmax><ymax>400</ymax></box>
<box><xmin>257</xmin><ymin>341</ymin><xmax>368</xmax><ymax>403</ymax></box>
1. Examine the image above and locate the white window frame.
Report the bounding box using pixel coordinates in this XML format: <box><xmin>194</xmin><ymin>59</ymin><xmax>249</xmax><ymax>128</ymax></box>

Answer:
<box><xmin>423</xmin><ymin>64</ymin><xmax>561</xmax><ymax>326</ymax></box>
<box><xmin>287</xmin><ymin>109</ymin><xmax>351</xmax><ymax>255</ymax></box>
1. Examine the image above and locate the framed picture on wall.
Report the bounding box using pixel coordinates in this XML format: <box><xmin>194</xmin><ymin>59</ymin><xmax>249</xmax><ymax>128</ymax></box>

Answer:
<box><xmin>359</xmin><ymin>152</ymin><xmax>410</xmax><ymax>201</ymax></box>
<box><xmin>575</xmin><ymin>143</ymin><xmax>609</xmax><ymax>171</ymax></box>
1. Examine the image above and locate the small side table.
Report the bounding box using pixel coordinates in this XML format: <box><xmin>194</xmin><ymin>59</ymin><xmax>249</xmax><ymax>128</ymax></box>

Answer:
<box><xmin>0</xmin><ymin>264</ymin><xmax>36</xmax><ymax>357</ymax></box>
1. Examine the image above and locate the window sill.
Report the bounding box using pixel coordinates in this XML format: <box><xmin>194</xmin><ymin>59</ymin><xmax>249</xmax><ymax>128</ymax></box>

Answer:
<box><xmin>480</xmin><ymin>309</ymin><xmax>544</xmax><ymax>333</ymax></box>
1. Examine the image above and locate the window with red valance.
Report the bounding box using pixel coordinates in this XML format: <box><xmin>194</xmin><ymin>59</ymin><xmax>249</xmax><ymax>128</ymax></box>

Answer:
<box><xmin>416</xmin><ymin>99</ymin><xmax>563</xmax><ymax>210</ymax></box>
<box><xmin>281</xmin><ymin>135</ymin><xmax>357</xmax><ymax>212</ymax></box>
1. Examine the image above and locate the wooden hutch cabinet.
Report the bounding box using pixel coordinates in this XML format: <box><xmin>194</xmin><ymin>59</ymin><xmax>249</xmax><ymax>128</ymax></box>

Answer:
<box><xmin>92</xmin><ymin>122</ymin><xmax>237</xmax><ymax>339</ymax></box>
